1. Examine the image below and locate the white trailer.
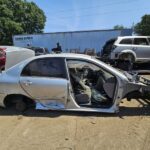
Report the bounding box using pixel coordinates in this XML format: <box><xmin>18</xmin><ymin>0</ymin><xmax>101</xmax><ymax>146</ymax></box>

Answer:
<box><xmin>13</xmin><ymin>29</ymin><xmax>132</xmax><ymax>53</ymax></box>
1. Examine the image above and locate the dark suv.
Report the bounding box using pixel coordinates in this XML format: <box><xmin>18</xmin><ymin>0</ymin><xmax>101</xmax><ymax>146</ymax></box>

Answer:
<box><xmin>28</xmin><ymin>47</ymin><xmax>49</xmax><ymax>56</ymax></box>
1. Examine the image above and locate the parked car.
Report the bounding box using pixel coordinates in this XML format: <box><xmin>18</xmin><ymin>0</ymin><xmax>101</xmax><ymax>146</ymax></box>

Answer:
<box><xmin>27</xmin><ymin>47</ymin><xmax>49</xmax><ymax>56</ymax></box>
<box><xmin>0</xmin><ymin>54</ymin><xmax>149</xmax><ymax>113</ymax></box>
<box><xmin>101</xmin><ymin>36</ymin><xmax>150</xmax><ymax>70</ymax></box>
<box><xmin>0</xmin><ymin>46</ymin><xmax>35</xmax><ymax>71</ymax></box>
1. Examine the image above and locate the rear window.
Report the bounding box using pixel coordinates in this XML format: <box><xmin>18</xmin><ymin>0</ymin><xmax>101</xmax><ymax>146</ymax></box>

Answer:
<box><xmin>134</xmin><ymin>38</ymin><xmax>149</xmax><ymax>45</ymax></box>
<box><xmin>120</xmin><ymin>38</ymin><xmax>132</xmax><ymax>44</ymax></box>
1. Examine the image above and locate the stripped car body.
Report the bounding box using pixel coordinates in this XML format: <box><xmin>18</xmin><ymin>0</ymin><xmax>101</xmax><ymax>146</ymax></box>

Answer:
<box><xmin>0</xmin><ymin>54</ymin><xmax>149</xmax><ymax>113</ymax></box>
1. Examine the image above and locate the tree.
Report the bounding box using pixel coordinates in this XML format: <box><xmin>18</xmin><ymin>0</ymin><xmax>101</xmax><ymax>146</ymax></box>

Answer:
<box><xmin>0</xmin><ymin>0</ymin><xmax>46</xmax><ymax>45</ymax></box>
<box><xmin>113</xmin><ymin>25</ymin><xmax>125</xmax><ymax>30</ymax></box>
<box><xmin>135</xmin><ymin>14</ymin><xmax>150</xmax><ymax>35</ymax></box>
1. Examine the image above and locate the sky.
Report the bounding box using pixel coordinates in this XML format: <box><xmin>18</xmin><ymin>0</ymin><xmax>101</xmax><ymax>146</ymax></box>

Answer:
<box><xmin>29</xmin><ymin>0</ymin><xmax>150</xmax><ymax>32</ymax></box>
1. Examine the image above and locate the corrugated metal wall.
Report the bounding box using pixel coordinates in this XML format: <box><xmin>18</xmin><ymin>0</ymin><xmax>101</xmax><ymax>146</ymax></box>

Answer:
<box><xmin>13</xmin><ymin>29</ymin><xmax>132</xmax><ymax>53</ymax></box>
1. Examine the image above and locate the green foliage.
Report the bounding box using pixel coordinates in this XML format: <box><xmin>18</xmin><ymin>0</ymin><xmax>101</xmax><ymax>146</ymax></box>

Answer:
<box><xmin>113</xmin><ymin>25</ymin><xmax>125</xmax><ymax>30</ymax></box>
<box><xmin>135</xmin><ymin>14</ymin><xmax>150</xmax><ymax>36</ymax></box>
<box><xmin>0</xmin><ymin>0</ymin><xmax>46</xmax><ymax>45</ymax></box>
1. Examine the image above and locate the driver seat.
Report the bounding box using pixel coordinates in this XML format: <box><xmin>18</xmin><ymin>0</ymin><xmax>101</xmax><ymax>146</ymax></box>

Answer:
<box><xmin>95</xmin><ymin>71</ymin><xmax>108</xmax><ymax>92</ymax></box>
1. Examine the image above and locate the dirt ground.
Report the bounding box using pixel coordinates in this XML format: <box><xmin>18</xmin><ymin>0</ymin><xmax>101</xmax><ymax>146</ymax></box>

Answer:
<box><xmin>0</xmin><ymin>77</ymin><xmax>150</xmax><ymax>150</ymax></box>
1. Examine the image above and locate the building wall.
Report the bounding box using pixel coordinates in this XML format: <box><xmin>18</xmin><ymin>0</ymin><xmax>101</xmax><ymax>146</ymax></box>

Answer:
<box><xmin>13</xmin><ymin>29</ymin><xmax>132</xmax><ymax>53</ymax></box>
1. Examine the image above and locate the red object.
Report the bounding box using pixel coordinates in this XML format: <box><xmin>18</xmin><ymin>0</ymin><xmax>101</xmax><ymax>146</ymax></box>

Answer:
<box><xmin>0</xmin><ymin>48</ymin><xmax>6</xmax><ymax>70</ymax></box>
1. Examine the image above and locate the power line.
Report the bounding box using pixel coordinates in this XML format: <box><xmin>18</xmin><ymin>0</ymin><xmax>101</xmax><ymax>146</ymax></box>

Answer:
<box><xmin>47</xmin><ymin>0</ymin><xmax>140</xmax><ymax>15</ymax></box>
<box><xmin>49</xmin><ymin>7</ymin><xmax>147</xmax><ymax>21</ymax></box>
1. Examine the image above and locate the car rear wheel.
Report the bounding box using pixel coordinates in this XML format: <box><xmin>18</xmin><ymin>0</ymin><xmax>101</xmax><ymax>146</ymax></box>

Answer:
<box><xmin>15</xmin><ymin>100</ymin><xmax>27</xmax><ymax>112</ymax></box>
<box><xmin>4</xmin><ymin>95</ymin><xmax>29</xmax><ymax>112</ymax></box>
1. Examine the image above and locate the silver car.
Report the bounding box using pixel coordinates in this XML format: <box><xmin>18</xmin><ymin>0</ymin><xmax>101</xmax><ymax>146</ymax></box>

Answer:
<box><xmin>102</xmin><ymin>36</ymin><xmax>150</xmax><ymax>70</ymax></box>
<box><xmin>0</xmin><ymin>54</ymin><xmax>149</xmax><ymax>113</ymax></box>
<box><xmin>110</xmin><ymin>36</ymin><xmax>150</xmax><ymax>61</ymax></box>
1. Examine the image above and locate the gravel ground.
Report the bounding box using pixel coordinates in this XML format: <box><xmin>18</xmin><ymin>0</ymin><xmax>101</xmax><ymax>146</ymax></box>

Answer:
<box><xmin>0</xmin><ymin>77</ymin><xmax>149</xmax><ymax>150</ymax></box>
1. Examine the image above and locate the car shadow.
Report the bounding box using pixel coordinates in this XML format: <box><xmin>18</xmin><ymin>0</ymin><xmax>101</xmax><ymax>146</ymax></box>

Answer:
<box><xmin>0</xmin><ymin>102</ymin><xmax>149</xmax><ymax>118</ymax></box>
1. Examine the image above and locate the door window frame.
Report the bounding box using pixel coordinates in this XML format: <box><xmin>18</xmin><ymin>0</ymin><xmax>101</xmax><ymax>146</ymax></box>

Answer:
<box><xmin>66</xmin><ymin>58</ymin><xmax>118</xmax><ymax>104</ymax></box>
<box><xmin>133</xmin><ymin>38</ymin><xmax>149</xmax><ymax>46</ymax></box>
<box><xmin>119</xmin><ymin>38</ymin><xmax>133</xmax><ymax>45</ymax></box>
<box><xmin>20</xmin><ymin>57</ymin><xmax>68</xmax><ymax>79</ymax></box>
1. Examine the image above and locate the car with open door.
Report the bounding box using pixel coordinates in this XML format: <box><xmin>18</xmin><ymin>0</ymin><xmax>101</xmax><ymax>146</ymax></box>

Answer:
<box><xmin>0</xmin><ymin>54</ymin><xmax>149</xmax><ymax>113</ymax></box>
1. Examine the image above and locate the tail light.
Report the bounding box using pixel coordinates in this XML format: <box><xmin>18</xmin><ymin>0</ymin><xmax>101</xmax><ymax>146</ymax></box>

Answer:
<box><xmin>0</xmin><ymin>47</ymin><xmax>6</xmax><ymax>51</ymax></box>
<box><xmin>0</xmin><ymin>47</ymin><xmax>6</xmax><ymax>68</ymax></box>
<box><xmin>0</xmin><ymin>48</ymin><xmax>6</xmax><ymax>57</ymax></box>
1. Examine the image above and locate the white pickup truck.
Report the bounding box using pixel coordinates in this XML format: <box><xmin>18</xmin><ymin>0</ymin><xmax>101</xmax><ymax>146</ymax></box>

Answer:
<box><xmin>0</xmin><ymin>46</ymin><xmax>35</xmax><ymax>71</ymax></box>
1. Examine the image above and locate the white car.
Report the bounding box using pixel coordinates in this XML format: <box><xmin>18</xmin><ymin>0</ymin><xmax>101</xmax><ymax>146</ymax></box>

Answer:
<box><xmin>0</xmin><ymin>46</ymin><xmax>35</xmax><ymax>71</ymax></box>
<box><xmin>102</xmin><ymin>36</ymin><xmax>150</xmax><ymax>70</ymax></box>
<box><xmin>0</xmin><ymin>54</ymin><xmax>149</xmax><ymax>113</ymax></box>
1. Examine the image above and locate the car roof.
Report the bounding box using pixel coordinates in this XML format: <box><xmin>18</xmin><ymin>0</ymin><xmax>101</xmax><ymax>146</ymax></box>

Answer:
<box><xmin>118</xmin><ymin>36</ymin><xmax>150</xmax><ymax>39</ymax></box>
<box><xmin>34</xmin><ymin>53</ymin><xmax>93</xmax><ymax>59</ymax></box>
<box><xmin>0</xmin><ymin>46</ymin><xmax>33</xmax><ymax>52</ymax></box>
<box><xmin>6</xmin><ymin>52</ymin><xmax>128</xmax><ymax>81</ymax></box>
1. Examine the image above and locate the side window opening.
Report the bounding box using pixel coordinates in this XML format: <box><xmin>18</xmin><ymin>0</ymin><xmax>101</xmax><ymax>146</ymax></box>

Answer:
<box><xmin>134</xmin><ymin>38</ymin><xmax>149</xmax><ymax>45</ymax></box>
<box><xmin>21</xmin><ymin>58</ymin><xmax>67</xmax><ymax>78</ymax></box>
<box><xmin>120</xmin><ymin>38</ymin><xmax>132</xmax><ymax>45</ymax></box>
<box><xmin>67</xmin><ymin>59</ymin><xmax>116</xmax><ymax>108</ymax></box>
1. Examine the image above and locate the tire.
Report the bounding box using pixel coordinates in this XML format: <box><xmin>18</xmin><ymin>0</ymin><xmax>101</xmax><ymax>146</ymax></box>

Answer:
<box><xmin>117</xmin><ymin>60</ymin><xmax>133</xmax><ymax>71</ymax></box>
<box><xmin>15</xmin><ymin>100</ymin><xmax>27</xmax><ymax>112</ymax></box>
<box><xmin>124</xmin><ymin>61</ymin><xmax>133</xmax><ymax>71</ymax></box>
<box><xmin>118</xmin><ymin>54</ymin><xmax>134</xmax><ymax>71</ymax></box>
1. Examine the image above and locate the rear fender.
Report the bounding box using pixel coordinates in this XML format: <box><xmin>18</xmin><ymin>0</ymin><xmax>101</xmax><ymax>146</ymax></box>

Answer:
<box><xmin>118</xmin><ymin>50</ymin><xmax>136</xmax><ymax>61</ymax></box>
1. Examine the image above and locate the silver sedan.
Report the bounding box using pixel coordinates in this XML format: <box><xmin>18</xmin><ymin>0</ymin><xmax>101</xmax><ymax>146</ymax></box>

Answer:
<box><xmin>0</xmin><ymin>54</ymin><xmax>149</xmax><ymax>113</ymax></box>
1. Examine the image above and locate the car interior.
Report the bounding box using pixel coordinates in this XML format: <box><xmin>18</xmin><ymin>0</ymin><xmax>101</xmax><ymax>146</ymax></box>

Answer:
<box><xmin>67</xmin><ymin>60</ymin><xmax>117</xmax><ymax>108</ymax></box>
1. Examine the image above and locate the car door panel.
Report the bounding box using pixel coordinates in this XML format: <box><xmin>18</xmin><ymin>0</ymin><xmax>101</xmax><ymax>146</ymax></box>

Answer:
<box><xmin>19</xmin><ymin>57</ymin><xmax>68</xmax><ymax>105</ymax></box>
<box><xmin>20</xmin><ymin>77</ymin><xmax>68</xmax><ymax>104</ymax></box>
<box><xmin>132</xmin><ymin>45</ymin><xmax>149</xmax><ymax>59</ymax></box>
<box><xmin>133</xmin><ymin>38</ymin><xmax>150</xmax><ymax>59</ymax></box>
